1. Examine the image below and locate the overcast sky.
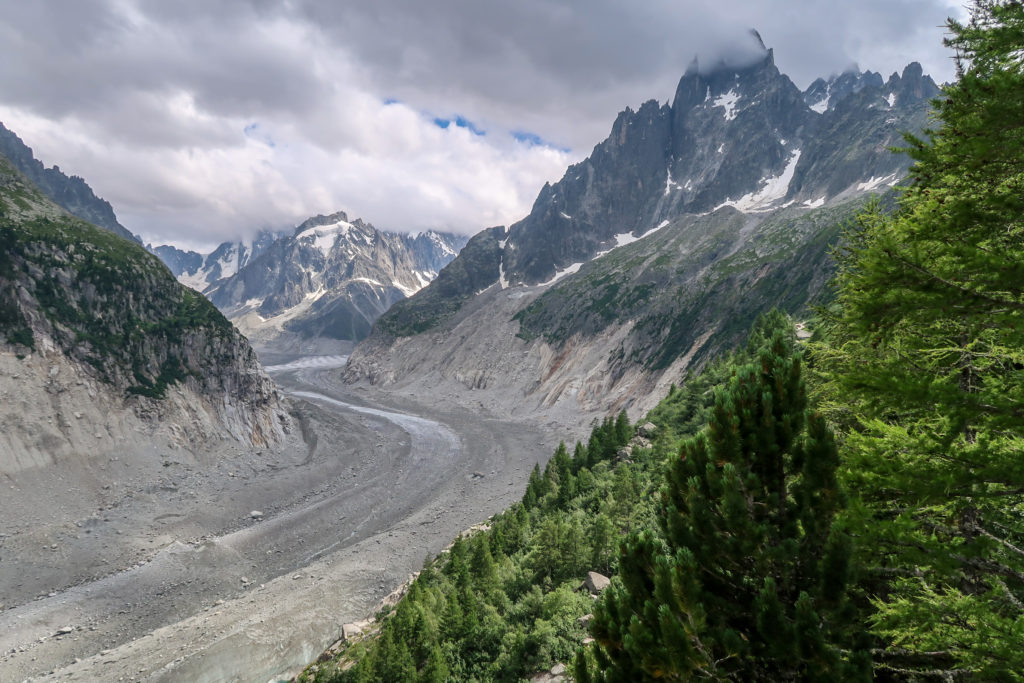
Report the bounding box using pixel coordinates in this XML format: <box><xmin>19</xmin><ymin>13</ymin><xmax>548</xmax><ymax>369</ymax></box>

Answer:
<box><xmin>0</xmin><ymin>0</ymin><xmax>966</xmax><ymax>250</ymax></box>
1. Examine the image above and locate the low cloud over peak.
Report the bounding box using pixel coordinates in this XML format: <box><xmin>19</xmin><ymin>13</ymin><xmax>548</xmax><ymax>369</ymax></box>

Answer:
<box><xmin>0</xmin><ymin>0</ymin><xmax>964</xmax><ymax>248</ymax></box>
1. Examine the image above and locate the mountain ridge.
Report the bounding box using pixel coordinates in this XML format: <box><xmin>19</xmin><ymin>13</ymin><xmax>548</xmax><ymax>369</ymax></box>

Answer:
<box><xmin>186</xmin><ymin>211</ymin><xmax>468</xmax><ymax>348</ymax></box>
<box><xmin>0</xmin><ymin>121</ymin><xmax>142</xmax><ymax>244</ymax></box>
<box><xmin>343</xmin><ymin>51</ymin><xmax>938</xmax><ymax>419</ymax></box>
<box><xmin>0</xmin><ymin>149</ymin><xmax>287</xmax><ymax>469</ymax></box>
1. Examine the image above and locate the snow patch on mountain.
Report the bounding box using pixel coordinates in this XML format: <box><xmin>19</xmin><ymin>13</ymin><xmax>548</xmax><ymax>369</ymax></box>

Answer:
<box><xmin>665</xmin><ymin>169</ymin><xmax>682</xmax><ymax>196</ymax></box>
<box><xmin>296</xmin><ymin>218</ymin><xmax>355</xmax><ymax>256</ymax></box>
<box><xmin>715</xmin><ymin>150</ymin><xmax>802</xmax><ymax>213</ymax></box>
<box><xmin>857</xmin><ymin>173</ymin><xmax>899</xmax><ymax>192</ymax></box>
<box><xmin>712</xmin><ymin>89</ymin><xmax>741</xmax><ymax>121</ymax></box>
<box><xmin>539</xmin><ymin>261</ymin><xmax>584</xmax><ymax>287</ymax></box>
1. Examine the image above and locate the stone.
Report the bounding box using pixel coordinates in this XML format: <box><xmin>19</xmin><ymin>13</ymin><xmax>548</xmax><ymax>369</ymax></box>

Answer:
<box><xmin>582</xmin><ymin>571</ymin><xmax>611</xmax><ymax>594</ymax></box>
<box><xmin>637</xmin><ymin>421</ymin><xmax>658</xmax><ymax>438</ymax></box>
<box><xmin>249</xmin><ymin>510</ymin><xmax>263</xmax><ymax>519</ymax></box>
<box><xmin>578</xmin><ymin>613</ymin><xmax>593</xmax><ymax>629</ymax></box>
<box><xmin>342</xmin><ymin>623</ymin><xmax>363</xmax><ymax>640</ymax></box>
<box><xmin>56</xmin><ymin>626</ymin><xmax>74</xmax><ymax>635</ymax></box>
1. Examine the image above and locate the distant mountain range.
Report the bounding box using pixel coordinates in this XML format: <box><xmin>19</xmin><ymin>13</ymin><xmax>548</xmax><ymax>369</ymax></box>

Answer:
<box><xmin>149</xmin><ymin>214</ymin><xmax>467</xmax><ymax>347</ymax></box>
<box><xmin>343</xmin><ymin>47</ymin><xmax>939</xmax><ymax>418</ymax></box>
<box><xmin>148</xmin><ymin>230</ymin><xmax>289</xmax><ymax>293</ymax></box>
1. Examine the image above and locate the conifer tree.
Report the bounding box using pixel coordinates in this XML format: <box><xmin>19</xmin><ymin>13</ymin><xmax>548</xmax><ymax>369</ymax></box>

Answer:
<box><xmin>584</xmin><ymin>322</ymin><xmax>866</xmax><ymax>681</ymax></box>
<box><xmin>614</xmin><ymin>410</ymin><xmax>631</xmax><ymax>446</ymax></box>
<box><xmin>817</xmin><ymin>1</ymin><xmax>1024</xmax><ymax>676</ymax></box>
<box><xmin>522</xmin><ymin>463</ymin><xmax>543</xmax><ymax>509</ymax></box>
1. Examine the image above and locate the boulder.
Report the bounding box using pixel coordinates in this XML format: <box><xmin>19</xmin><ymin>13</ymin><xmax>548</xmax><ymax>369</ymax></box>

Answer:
<box><xmin>578</xmin><ymin>613</ymin><xmax>593</xmax><ymax>629</ymax></box>
<box><xmin>342</xmin><ymin>623</ymin><xmax>363</xmax><ymax>640</ymax></box>
<box><xmin>629</xmin><ymin>435</ymin><xmax>652</xmax><ymax>450</ymax></box>
<box><xmin>637</xmin><ymin>421</ymin><xmax>658</xmax><ymax>438</ymax></box>
<box><xmin>582</xmin><ymin>571</ymin><xmax>611</xmax><ymax>594</ymax></box>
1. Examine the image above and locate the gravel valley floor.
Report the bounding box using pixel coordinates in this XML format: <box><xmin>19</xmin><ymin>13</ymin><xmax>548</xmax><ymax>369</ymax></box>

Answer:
<box><xmin>0</xmin><ymin>355</ymin><xmax>573</xmax><ymax>682</ymax></box>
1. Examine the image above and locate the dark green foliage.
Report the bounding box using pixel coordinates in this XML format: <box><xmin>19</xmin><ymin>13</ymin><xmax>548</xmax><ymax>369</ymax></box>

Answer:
<box><xmin>814</xmin><ymin>2</ymin><xmax>1024</xmax><ymax>677</ymax></box>
<box><xmin>585</xmin><ymin>316</ymin><xmax>867</xmax><ymax>681</ymax></box>
<box><xmin>299</xmin><ymin>313</ymin><xmax>865</xmax><ymax>683</ymax></box>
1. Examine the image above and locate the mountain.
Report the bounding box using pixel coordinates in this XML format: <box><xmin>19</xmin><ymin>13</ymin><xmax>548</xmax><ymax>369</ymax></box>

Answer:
<box><xmin>201</xmin><ymin>212</ymin><xmax>467</xmax><ymax>347</ymax></box>
<box><xmin>802</xmin><ymin>68</ymin><xmax>885</xmax><ymax>112</ymax></box>
<box><xmin>344</xmin><ymin>49</ymin><xmax>938</xmax><ymax>419</ymax></box>
<box><xmin>0</xmin><ymin>150</ymin><xmax>287</xmax><ymax>470</ymax></box>
<box><xmin>149</xmin><ymin>229</ymin><xmax>289</xmax><ymax>293</ymax></box>
<box><xmin>0</xmin><ymin>120</ymin><xmax>142</xmax><ymax>244</ymax></box>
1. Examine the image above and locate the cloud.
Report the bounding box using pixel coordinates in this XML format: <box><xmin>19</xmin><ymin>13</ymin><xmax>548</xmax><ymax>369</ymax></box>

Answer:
<box><xmin>0</xmin><ymin>0</ymin><xmax>965</xmax><ymax>249</ymax></box>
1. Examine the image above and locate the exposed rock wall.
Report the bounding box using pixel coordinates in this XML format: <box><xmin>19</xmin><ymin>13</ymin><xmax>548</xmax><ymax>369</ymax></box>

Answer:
<box><xmin>0</xmin><ymin>153</ymin><xmax>287</xmax><ymax>473</ymax></box>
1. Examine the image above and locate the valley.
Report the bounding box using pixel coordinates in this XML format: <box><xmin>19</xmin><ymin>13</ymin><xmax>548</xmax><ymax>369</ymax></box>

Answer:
<box><xmin>0</xmin><ymin>356</ymin><xmax>570</xmax><ymax>682</ymax></box>
<box><xmin>3</xmin><ymin>4</ymin><xmax>1012</xmax><ymax>675</ymax></box>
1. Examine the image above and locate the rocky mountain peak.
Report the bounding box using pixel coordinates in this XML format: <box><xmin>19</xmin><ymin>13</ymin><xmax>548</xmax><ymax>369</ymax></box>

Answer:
<box><xmin>887</xmin><ymin>61</ymin><xmax>939</xmax><ymax>102</ymax></box>
<box><xmin>293</xmin><ymin>210</ymin><xmax>353</xmax><ymax>234</ymax></box>
<box><xmin>367</xmin><ymin>47</ymin><xmax>941</xmax><ymax>343</ymax></box>
<box><xmin>803</xmin><ymin>68</ymin><xmax>885</xmax><ymax>113</ymax></box>
<box><xmin>203</xmin><ymin>211</ymin><xmax>467</xmax><ymax>345</ymax></box>
<box><xmin>671</xmin><ymin>44</ymin><xmax>780</xmax><ymax>113</ymax></box>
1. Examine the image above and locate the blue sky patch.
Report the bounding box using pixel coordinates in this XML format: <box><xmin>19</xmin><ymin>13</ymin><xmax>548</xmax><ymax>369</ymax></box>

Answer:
<box><xmin>433</xmin><ymin>115</ymin><xmax>485</xmax><ymax>136</ymax></box>
<box><xmin>513</xmin><ymin>130</ymin><xmax>569</xmax><ymax>152</ymax></box>
<box><xmin>243</xmin><ymin>122</ymin><xmax>276</xmax><ymax>148</ymax></box>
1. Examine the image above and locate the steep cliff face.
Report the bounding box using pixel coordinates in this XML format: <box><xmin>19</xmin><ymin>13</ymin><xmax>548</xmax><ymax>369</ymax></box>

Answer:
<box><xmin>0</xmin><ymin>121</ymin><xmax>141</xmax><ymax>244</ymax></box>
<box><xmin>345</xmin><ymin>51</ymin><xmax>938</xmax><ymax>419</ymax></box>
<box><xmin>0</xmin><ymin>152</ymin><xmax>287</xmax><ymax>471</ymax></box>
<box><xmin>373</xmin><ymin>54</ymin><xmax>937</xmax><ymax>340</ymax></box>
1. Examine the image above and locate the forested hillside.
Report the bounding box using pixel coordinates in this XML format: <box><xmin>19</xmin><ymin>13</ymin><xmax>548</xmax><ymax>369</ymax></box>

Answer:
<box><xmin>294</xmin><ymin>2</ymin><xmax>1024</xmax><ymax>680</ymax></box>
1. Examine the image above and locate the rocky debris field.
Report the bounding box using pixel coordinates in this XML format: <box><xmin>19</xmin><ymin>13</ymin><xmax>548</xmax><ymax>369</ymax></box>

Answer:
<box><xmin>0</xmin><ymin>355</ymin><xmax>572</xmax><ymax>682</ymax></box>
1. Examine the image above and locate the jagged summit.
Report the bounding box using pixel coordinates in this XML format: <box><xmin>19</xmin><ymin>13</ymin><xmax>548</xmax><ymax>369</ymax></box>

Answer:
<box><xmin>150</xmin><ymin>228</ymin><xmax>288</xmax><ymax>293</ymax></box>
<box><xmin>803</xmin><ymin>68</ymin><xmax>885</xmax><ymax>113</ymax></box>
<box><xmin>198</xmin><ymin>210</ymin><xmax>467</xmax><ymax>345</ymax></box>
<box><xmin>352</xmin><ymin>47</ymin><xmax>941</xmax><ymax>405</ymax></box>
<box><xmin>473</xmin><ymin>49</ymin><xmax>938</xmax><ymax>291</ymax></box>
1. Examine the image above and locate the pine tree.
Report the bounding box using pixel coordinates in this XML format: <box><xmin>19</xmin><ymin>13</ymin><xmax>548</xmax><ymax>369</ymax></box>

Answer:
<box><xmin>522</xmin><ymin>463</ymin><xmax>543</xmax><ymax>509</ymax></box>
<box><xmin>614</xmin><ymin>410</ymin><xmax>631</xmax><ymax>446</ymax></box>
<box><xmin>585</xmin><ymin>322</ymin><xmax>866</xmax><ymax>681</ymax></box>
<box><xmin>816</xmin><ymin>1</ymin><xmax>1024</xmax><ymax>676</ymax></box>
